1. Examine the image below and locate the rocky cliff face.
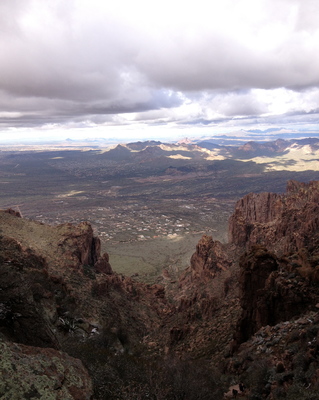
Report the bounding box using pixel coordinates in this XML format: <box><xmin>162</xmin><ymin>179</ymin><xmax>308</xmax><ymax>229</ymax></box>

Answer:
<box><xmin>190</xmin><ymin>235</ymin><xmax>232</xmax><ymax>277</ymax></box>
<box><xmin>166</xmin><ymin>235</ymin><xmax>241</xmax><ymax>363</ymax></box>
<box><xmin>232</xmin><ymin>245</ymin><xmax>319</xmax><ymax>349</ymax></box>
<box><xmin>0</xmin><ymin>340</ymin><xmax>92</xmax><ymax>400</ymax></box>
<box><xmin>229</xmin><ymin>180</ymin><xmax>319</xmax><ymax>259</ymax></box>
<box><xmin>233</xmin><ymin>246</ymin><xmax>279</xmax><ymax>345</ymax></box>
<box><xmin>2</xmin><ymin>179</ymin><xmax>319</xmax><ymax>399</ymax></box>
<box><xmin>0</xmin><ymin>210</ymin><xmax>169</xmax><ymax>399</ymax></box>
<box><xmin>224</xmin><ymin>181</ymin><xmax>319</xmax><ymax>398</ymax></box>
<box><xmin>0</xmin><ymin>210</ymin><xmax>112</xmax><ymax>275</ymax></box>
<box><xmin>229</xmin><ymin>181</ymin><xmax>319</xmax><ymax>344</ymax></box>
<box><xmin>171</xmin><ymin>180</ymin><xmax>319</xmax><ymax>398</ymax></box>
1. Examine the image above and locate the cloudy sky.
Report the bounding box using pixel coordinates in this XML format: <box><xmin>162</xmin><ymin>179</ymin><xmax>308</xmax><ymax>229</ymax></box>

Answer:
<box><xmin>0</xmin><ymin>0</ymin><xmax>319</xmax><ymax>142</ymax></box>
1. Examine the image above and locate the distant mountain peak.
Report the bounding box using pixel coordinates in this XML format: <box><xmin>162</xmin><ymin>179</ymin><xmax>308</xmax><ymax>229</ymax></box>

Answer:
<box><xmin>177</xmin><ymin>137</ymin><xmax>193</xmax><ymax>145</ymax></box>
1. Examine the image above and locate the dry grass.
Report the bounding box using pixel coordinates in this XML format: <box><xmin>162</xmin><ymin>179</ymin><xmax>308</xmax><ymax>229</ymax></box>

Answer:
<box><xmin>103</xmin><ymin>233</ymin><xmax>205</xmax><ymax>283</ymax></box>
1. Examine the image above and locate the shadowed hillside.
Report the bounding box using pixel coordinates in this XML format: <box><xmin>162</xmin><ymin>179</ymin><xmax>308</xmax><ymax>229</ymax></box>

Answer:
<box><xmin>2</xmin><ymin>180</ymin><xmax>319</xmax><ymax>398</ymax></box>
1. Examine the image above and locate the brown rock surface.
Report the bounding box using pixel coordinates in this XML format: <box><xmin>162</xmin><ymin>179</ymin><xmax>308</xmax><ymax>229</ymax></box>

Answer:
<box><xmin>0</xmin><ymin>210</ymin><xmax>171</xmax><ymax>398</ymax></box>
<box><xmin>233</xmin><ymin>245</ymin><xmax>319</xmax><ymax>348</ymax></box>
<box><xmin>93</xmin><ymin>252</ymin><xmax>112</xmax><ymax>274</ymax></box>
<box><xmin>229</xmin><ymin>182</ymin><xmax>319</xmax><ymax>348</ymax></box>
<box><xmin>226</xmin><ymin>311</ymin><xmax>319</xmax><ymax>399</ymax></box>
<box><xmin>163</xmin><ymin>233</ymin><xmax>241</xmax><ymax>363</ymax></box>
<box><xmin>0</xmin><ymin>209</ymin><xmax>110</xmax><ymax>275</ymax></box>
<box><xmin>0</xmin><ymin>339</ymin><xmax>93</xmax><ymax>399</ymax></box>
<box><xmin>229</xmin><ymin>180</ymin><xmax>319</xmax><ymax>258</ymax></box>
<box><xmin>0</xmin><ymin>235</ymin><xmax>60</xmax><ymax>348</ymax></box>
<box><xmin>190</xmin><ymin>235</ymin><xmax>232</xmax><ymax>277</ymax></box>
<box><xmin>233</xmin><ymin>246</ymin><xmax>279</xmax><ymax>345</ymax></box>
<box><xmin>2</xmin><ymin>179</ymin><xmax>319</xmax><ymax>399</ymax></box>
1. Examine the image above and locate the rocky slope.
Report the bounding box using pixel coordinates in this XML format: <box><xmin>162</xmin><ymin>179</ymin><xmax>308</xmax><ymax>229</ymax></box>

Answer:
<box><xmin>0</xmin><ymin>209</ymin><xmax>170</xmax><ymax>399</ymax></box>
<box><xmin>225</xmin><ymin>181</ymin><xmax>319</xmax><ymax>398</ymax></box>
<box><xmin>164</xmin><ymin>179</ymin><xmax>319</xmax><ymax>398</ymax></box>
<box><xmin>0</xmin><ymin>340</ymin><xmax>92</xmax><ymax>400</ymax></box>
<box><xmin>229</xmin><ymin>180</ymin><xmax>319</xmax><ymax>250</ymax></box>
<box><xmin>1</xmin><ymin>179</ymin><xmax>319</xmax><ymax>399</ymax></box>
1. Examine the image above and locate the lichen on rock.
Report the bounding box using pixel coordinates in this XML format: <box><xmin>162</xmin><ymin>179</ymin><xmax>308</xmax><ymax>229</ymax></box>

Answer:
<box><xmin>0</xmin><ymin>340</ymin><xmax>93</xmax><ymax>400</ymax></box>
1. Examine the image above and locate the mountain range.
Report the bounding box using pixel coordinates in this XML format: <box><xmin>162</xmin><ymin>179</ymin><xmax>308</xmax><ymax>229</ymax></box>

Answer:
<box><xmin>94</xmin><ymin>137</ymin><xmax>319</xmax><ymax>172</ymax></box>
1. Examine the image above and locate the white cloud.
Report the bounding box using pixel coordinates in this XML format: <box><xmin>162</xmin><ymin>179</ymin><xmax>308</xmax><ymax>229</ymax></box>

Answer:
<box><xmin>0</xmin><ymin>0</ymin><xmax>318</xmax><ymax>140</ymax></box>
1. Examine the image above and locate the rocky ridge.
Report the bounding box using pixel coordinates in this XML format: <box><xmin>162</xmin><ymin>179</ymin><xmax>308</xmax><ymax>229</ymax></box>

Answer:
<box><xmin>1</xmin><ymin>180</ymin><xmax>319</xmax><ymax>398</ymax></box>
<box><xmin>229</xmin><ymin>180</ymin><xmax>319</xmax><ymax>258</ymax></box>
<box><xmin>224</xmin><ymin>181</ymin><xmax>319</xmax><ymax>398</ymax></box>
<box><xmin>0</xmin><ymin>209</ymin><xmax>169</xmax><ymax>399</ymax></box>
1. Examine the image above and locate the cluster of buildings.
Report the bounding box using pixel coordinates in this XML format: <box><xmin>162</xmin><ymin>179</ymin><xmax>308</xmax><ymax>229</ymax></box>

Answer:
<box><xmin>32</xmin><ymin>198</ymin><xmax>231</xmax><ymax>244</ymax></box>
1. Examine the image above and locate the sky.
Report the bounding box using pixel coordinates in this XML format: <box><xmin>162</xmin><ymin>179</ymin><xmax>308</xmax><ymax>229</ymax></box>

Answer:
<box><xmin>0</xmin><ymin>0</ymin><xmax>319</xmax><ymax>142</ymax></box>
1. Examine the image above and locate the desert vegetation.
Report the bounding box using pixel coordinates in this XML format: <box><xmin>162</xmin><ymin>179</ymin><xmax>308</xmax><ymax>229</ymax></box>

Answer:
<box><xmin>1</xmin><ymin>140</ymin><xmax>318</xmax><ymax>282</ymax></box>
<box><xmin>2</xmin><ymin>140</ymin><xmax>319</xmax><ymax>398</ymax></box>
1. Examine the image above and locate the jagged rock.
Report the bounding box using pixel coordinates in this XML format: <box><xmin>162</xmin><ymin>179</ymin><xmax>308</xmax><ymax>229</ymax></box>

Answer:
<box><xmin>3</xmin><ymin>179</ymin><xmax>319</xmax><ymax>399</ymax></box>
<box><xmin>94</xmin><ymin>253</ymin><xmax>113</xmax><ymax>274</ymax></box>
<box><xmin>57</xmin><ymin>221</ymin><xmax>105</xmax><ymax>268</ymax></box>
<box><xmin>0</xmin><ymin>235</ymin><xmax>60</xmax><ymax>348</ymax></box>
<box><xmin>4</xmin><ymin>208</ymin><xmax>21</xmax><ymax>217</ymax></box>
<box><xmin>233</xmin><ymin>246</ymin><xmax>279</xmax><ymax>346</ymax></box>
<box><xmin>233</xmin><ymin>243</ymin><xmax>319</xmax><ymax>348</ymax></box>
<box><xmin>0</xmin><ymin>210</ymin><xmax>172</xmax><ymax>398</ymax></box>
<box><xmin>191</xmin><ymin>235</ymin><xmax>218</xmax><ymax>274</ymax></box>
<box><xmin>226</xmin><ymin>311</ymin><xmax>319</xmax><ymax>400</ymax></box>
<box><xmin>228</xmin><ymin>192</ymin><xmax>283</xmax><ymax>248</ymax></box>
<box><xmin>0</xmin><ymin>339</ymin><xmax>93</xmax><ymax>399</ymax></box>
<box><xmin>181</xmin><ymin>235</ymin><xmax>233</xmax><ymax>285</ymax></box>
<box><xmin>229</xmin><ymin>180</ymin><xmax>319</xmax><ymax>260</ymax></box>
<box><xmin>0</xmin><ymin>210</ymin><xmax>111</xmax><ymax>274</ymax></box>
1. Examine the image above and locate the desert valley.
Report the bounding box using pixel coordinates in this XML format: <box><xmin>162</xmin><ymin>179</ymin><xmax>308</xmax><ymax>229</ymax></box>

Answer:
<box><xmin>1</xmin><ymin>137</ymin><xmax>319</xmax><ymax>399</ymax></box>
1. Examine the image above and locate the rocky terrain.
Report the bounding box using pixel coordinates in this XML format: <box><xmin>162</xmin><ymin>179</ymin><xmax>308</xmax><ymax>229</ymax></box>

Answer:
<box><xmin>0</xmin><ymin>209</ymin><xmax>169</xmax><ymax>398</ymax></box>
<box><xmin>1</xmin><ymin>137</ymin><xmax>319</xmax><ymax>283</ymax></box>
<box><xmin>1</xmin><ymin>179</ymin><xmax>319</xmax><ymax>399</ymax></box>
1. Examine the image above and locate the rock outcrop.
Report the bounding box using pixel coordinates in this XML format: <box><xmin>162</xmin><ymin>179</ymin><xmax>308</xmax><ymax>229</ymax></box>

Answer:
<box><xmin>226</xmin><ymin>311</ymin><xmax>319</xmax><ymax>400</ymax></box>
<box><xmin>166</xmin><ymin>234</ymin><xmax>241</xmax><ymax>363</ymax></box>
<box><xmin>229</xmin><ymin>181</ymin><xmax>319</xmax><ymax>348</ymax></box>
<box><xmin>229</xmin><ymin>180</ymin><xmax>319</xmax><ymax>259</ymax></box>
<box><xmin>2</xmin><ymin>179</ymin><xmax>319</xmax><ymax>399</ymax></box>
<box><xmin>0</xmin><ymin>235</ymin><xmax>60</xmax><ymax>348</ymax></box>
<box><xmin>233</xmin><ymin>246</ymin><xmax>279</xmax><ymax>346</ymax></box>
<box><xmin>0</xmin><ymin>210</ymin><xmax>170</xmax><ymax>399</ymax></box>
<box><xmin>0</xmin><ymin>340</ymin><xmax>93</xmax><ymax>400</ymax></box>
<box><xmin>190</xmin><ymin>235</ymin><xmax>231</xmax><ymax>278</ymax></box>
<box><xmin>0</xmin><ymin>209</ymin><xmax>113</xmax><ymax>276</ymax></box>
<box><xmin>224</xmin><ymin>180</ymin><xmax>319</xmax><ymax>399</ymax></box>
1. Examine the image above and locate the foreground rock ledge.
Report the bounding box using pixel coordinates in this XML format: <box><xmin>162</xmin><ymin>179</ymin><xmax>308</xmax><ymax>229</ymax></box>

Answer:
<box><xmin>0</xmin><ymin>339</ymin><xmax>93</xmax><ymax>400</ymax></box>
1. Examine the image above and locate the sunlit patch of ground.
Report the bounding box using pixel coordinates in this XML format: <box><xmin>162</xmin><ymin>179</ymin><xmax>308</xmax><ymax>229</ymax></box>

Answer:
<box><xmin>246</xmin><ymin>148</ymin><xmax>319</xmax><ymax>171</ymax></box>
<box><xmin>103</xmin><ymin>233</ymin><xmax>205</xmax><ymax>283</ymax></box>
<box><xmin>159</xmin><ymin>144</ymin><xmax>192</xmax><ymax>152</ymax></box>
<box><xmin>57</xmin><ymin>190</ymin><xmax>85</xmax><ymax>198</ymax></box>
<box><xmin>205</xmin><ymin>154</ymin><xmax>225</xmax><ymax>160</ymax></box>
<box><xmin>166</xmin><ymin>233</ymin><xmax>185</xmax><ymax>241</ymax></box>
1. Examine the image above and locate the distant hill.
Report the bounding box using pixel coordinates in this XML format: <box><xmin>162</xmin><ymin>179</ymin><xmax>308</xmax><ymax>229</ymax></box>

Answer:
<box><xmin>96</xmin><ymin>138</ymin><xmax>319</xmax><ymax>172</ymax></box>
<box><xmin>229</xmin><ymin>138</ymin><xmax>289</xmax><ymax>158</ymax></box>
<box><xmin>126</xmin><ymin>140</ymin><xmax>162</xmax><ymax>150</ymax></box>
<box><xmin>102</xmin><ymin>144</ymin><xmax>133</xmax><ymax>161</ymax></box>
<box><xmin>195</xmin><ymin>140</ymin><xmax>222</xmax><ymax>150</ymax></box>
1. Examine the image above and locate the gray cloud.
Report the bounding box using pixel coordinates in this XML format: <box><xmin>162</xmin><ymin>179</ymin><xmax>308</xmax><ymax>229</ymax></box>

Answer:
<box><xmin>0</xmin><ymin>0</ymin><xmax>318</xmax><ymax>137</ymax></box>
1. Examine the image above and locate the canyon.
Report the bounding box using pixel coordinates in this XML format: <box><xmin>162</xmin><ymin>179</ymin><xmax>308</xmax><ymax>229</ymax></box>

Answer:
<box><xmin>1</xmin><ymin>179</ymin><xmax>319</xmax><ymax>398</ymax></box>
